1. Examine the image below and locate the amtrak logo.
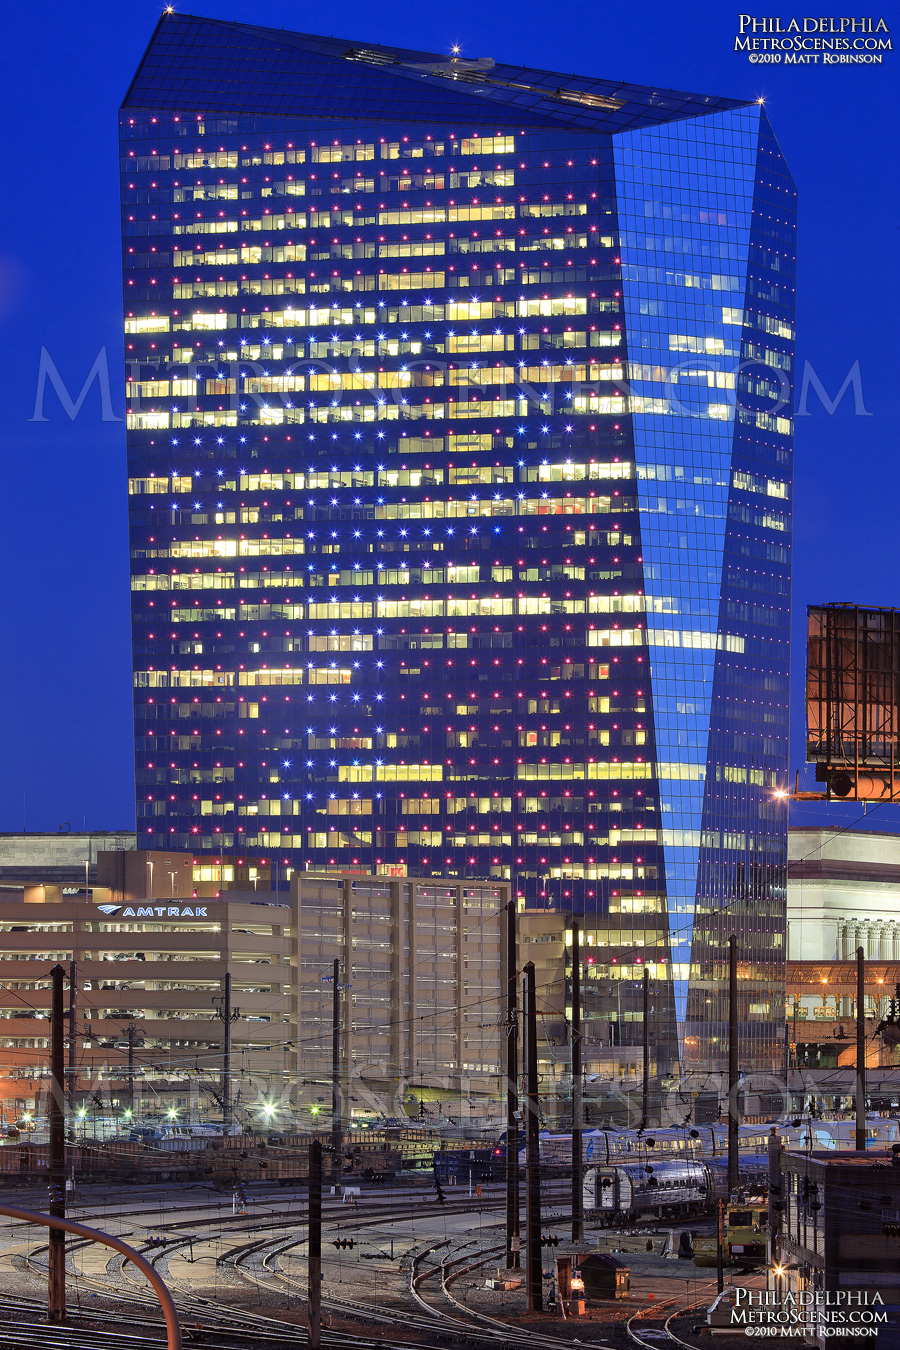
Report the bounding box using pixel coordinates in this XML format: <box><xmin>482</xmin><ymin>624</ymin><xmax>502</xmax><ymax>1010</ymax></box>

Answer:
<box><xmin>93</xmin><ymin>903</ymin><xmax>208</xmax><ymax>918</ymax></box>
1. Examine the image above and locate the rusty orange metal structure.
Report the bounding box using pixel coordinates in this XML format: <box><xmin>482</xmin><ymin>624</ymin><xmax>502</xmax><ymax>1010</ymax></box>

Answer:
<box><xmin>806</xmin><ymin>604</ymin><xmax>900</xmax><ymax>801</ymax></box>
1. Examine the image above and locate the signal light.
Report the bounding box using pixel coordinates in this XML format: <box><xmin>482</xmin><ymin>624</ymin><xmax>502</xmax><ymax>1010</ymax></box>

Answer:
<box><xmin>541</xmin><ymin>1233</ymin><xmax>560</xmax><ymax>1247</ymax></box>
<box><xmin>332</xmin><ymin>1237</ymin><xmax>355</xmax><ymax>1249</ymax></box>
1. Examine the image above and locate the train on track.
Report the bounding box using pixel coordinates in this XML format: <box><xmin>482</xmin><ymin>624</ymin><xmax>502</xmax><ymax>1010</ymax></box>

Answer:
<box><xmin>433</xmin><ymin>1116</ymin><xmax>900</xmax><ymax>1187</ymax></box>
<box><xmin>694</xmin><ymin>1198</ymin><xmax>768</xmax><ymax>1267</ymax></box>
<box><xmin>515</xmin><ymin>1116</ymin><xmax>900</xmax><ymax>1170</ymax></box>
<box><xmin>581</xmin><ymin>1153</ymin><xmax>770</xmax><ymax>1222</ymax></box>
<box><xmin>128</xmin><ymin>1121</ymin><xmax>242</xmax><ymax>1146</ymax></box>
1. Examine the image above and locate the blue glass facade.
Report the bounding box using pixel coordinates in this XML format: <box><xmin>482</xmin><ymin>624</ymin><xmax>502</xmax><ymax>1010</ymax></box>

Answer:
<box><xmin>120</xmin><ymin>14</ymin><xmax>795</xmax><ymax>1072</ymax></box>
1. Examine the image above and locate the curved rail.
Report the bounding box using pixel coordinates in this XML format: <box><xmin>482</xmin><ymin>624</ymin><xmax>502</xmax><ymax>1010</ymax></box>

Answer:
<box><xmin>0</xmin><ymin>1203</ymin><xmax>180</xmax><ymax>1350</ymax></box>
<box><xmin>410</xmin><ymin>1234</ymin><xmax>585</xmax><ymax>1350</ymax></box>
<box><xmin>627</xmin><ymin>1294</ymin><xmax>711</xmax><ymax>1350</ymax></box>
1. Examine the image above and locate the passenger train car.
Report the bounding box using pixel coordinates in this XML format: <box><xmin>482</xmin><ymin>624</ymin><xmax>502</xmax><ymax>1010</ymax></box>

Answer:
<box><xmin>582</xmin><ymin>1154</ymin><xmax>770</xmax><ymax>1223</ymax></box>
<box><xmin>129</xmin><ymin>1122</ymin><xmax>242</xmax><ymax>1148</ymax></box>
<box><xmin>518</xmin><ymin>1117</ymin><xmax>900</xmax><ymax>1170</ymax></box>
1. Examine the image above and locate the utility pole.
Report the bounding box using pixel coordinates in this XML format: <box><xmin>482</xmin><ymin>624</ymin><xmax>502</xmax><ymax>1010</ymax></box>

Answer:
<box><xmin>767</xmin><ymin>1125</ymin><xmax>781</xmax><ymax>1291</ymax></box>
<box><xmin>641</xmin><ymin>965</ymin><xmax>650</xmax><ymax>1131</ymax></box>
<box><xmin>67</xmin><ymin>960</ymin><xmax>77</xmax><ymax>1113</ymax></box>
<box><xmin>728</xmin><ymin>935</ymin><xmax>739</xmax><ymax>1197</ymax></box>
<box><xmin>571</xmin><ymin>919</ymin><xmax>584</xmax><ymax>1244</ymax></box>
<box><xmin>213</xmin><ymin>974</ymin><xmax>239</xmax><ymax>1128</ymax></box>
<box><xmin>124</xmin><ymin>1021</ymin><xmax>143</xmax><ymax>1115</ymax></box>
<box><xmin>331</xmin><ymin>958</ymin><xmax>342</xmax><ymax>1195</ymax></box>
<box><xmin>523</xmin><ymin>961</ymin><xmax>543</xmax><ymax>1313</ymax></box>
<box><xmin>308</xmin><ymin>1139</ymin><xmax>322</xmax><ymax>1350</ymax></box>
<box><xmin>113</xmin><ymin>1017</ymin><xmax>141</xmax><ymax>1117</ymax></box>
<box><xmin>49</xmin><ymin>964</ymin><xmax>66</xmax><ymax>1323</ymax></box>
<box><xmin>856</xmin><ymin>946</ymin><xmax>866</xmax><ymax>1152</ymax></box>
<box><xmin>505</xmin><ymin>900</ymin><xmax>520</xmax><ymax>1268</ymax></box>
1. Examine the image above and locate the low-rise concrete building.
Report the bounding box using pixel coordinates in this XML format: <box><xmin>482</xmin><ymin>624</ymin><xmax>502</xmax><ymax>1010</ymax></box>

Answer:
<box><xmin>517</xmin><ymin>910</ymin><xmax>664</xmax><ymax>1125</ymax></box>
<box><xmin>778</xmin><ymin>1149</ymin><xmax>900</xmax><ymax>1318</ymax></box>
<box><xmin>0</xmin><ymin>852</ymin><xmax>515</xmax><ymax>1131</ymax></box>
<box><xmin>291</xmin><ymin>872</ymin><xmax>508</xmax><ymax>1124</ymax></box>
<box><xmin>0</xmin><ymin>831</ymin><xmax>135</xmax><ymax>889</ymax></box>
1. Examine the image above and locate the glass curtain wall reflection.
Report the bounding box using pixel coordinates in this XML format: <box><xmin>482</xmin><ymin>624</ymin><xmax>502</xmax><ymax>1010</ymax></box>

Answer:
<box><xmin>120</xmin><ymin>15</ymin><xmax>796</xmax><ymax>1073</ymax></box>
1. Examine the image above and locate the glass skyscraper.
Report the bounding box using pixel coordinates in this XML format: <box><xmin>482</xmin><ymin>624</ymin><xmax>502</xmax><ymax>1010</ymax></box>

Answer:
<box><xmin>120</xmin><ymin>15</ymin><xmax>795</xmax><ymax>1073</ymax></box>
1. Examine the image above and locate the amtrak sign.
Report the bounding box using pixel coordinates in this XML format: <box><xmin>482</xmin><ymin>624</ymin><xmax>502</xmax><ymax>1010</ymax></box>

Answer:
<box><xmin>96</xmin><ymin>904</ymin><xmax>209</xmax><ymax>918</ymax></box>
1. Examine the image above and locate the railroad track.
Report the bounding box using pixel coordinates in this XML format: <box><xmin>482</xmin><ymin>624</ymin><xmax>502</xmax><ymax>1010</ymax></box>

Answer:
<box><xmin>8</xmin><ymin>1192</ymin><xmax>505</xmax><ymax>1345</ymax></box>
<box><xmin>253</xmin><ymin>1233</ymin><xmax>489</xmax><ymax>1344</ymax></box>
<box><xmin>627</xmin><ymin>1292</ymin><xmax>720</xmax><ymax>1350</ymax></box>
<box><xmin>408</xmin><ymin>1225</ymin><xmax>589</xmax><ymax>1350</ymax></box>
<box><xmin>0</xmin><ymin>1280</ymin><xmax>460</xmax><ymax>1350</ymax></box>
<box><xmin>7</xmin><ymin>1183</ymin><xmax>576</xmax><ymax>1350</ymax></box>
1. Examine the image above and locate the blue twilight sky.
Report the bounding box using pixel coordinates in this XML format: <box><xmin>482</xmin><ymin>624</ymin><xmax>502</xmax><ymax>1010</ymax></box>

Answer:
<box><xmin>0</xmin><ymin>2</ymin><xmax>897</xmax><ymax>837</ymax></box>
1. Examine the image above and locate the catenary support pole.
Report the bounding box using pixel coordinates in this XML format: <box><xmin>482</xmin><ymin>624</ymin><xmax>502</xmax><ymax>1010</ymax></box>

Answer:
<box><xmin>67</xmin><ymin>961</ymin><xmax>77</xmax><ymax>1113</ymax></box>
<box><xmin>505</xmin><ymin>899</ymin><xmax>520</xmax><ymax>1268</ymax></box>
<box><xmin>856</xmin><ymin>946</ymin><xmax>867</xmax><ymax>1151</ymax></box>
<box><xmin>767</xmin><ymin>1126</ymin><xmax>781</xmax><ymax>1285</ymax></box>
<box><xmin>524</xmin><ymin>961</ymin><xmax>543</xmax><ymax>1312</ymax></box>
<box><xmin>128</xmin><ymin>1022</ymin><xmax>136</xmax><ymax>1113</ymax></box>
<box><xmin>716</xmin><ymin>1197</ymin><xmax>725</xmax><ymax>1295</ymax></box>
<box><xmin>308</xmin><ymin>1140</ymin><xmax>322</xmax><ymax>1350</ymax></box>
<box><xmin>331</xmin><ymin>958</ymin><xmax>342</xmax><ymax>1194</ymax></box>
<box><xmin>641</xmin><ymin>965</ymin><xmax>650</xmax><ymax>1131</ymax></box>
<box><xmin>728</xmin><ymin>935</ymin><xmax>739</xmax><ymax>1197</ymax></box>
<box><xmin>222</xmin><ymin>971</ymin><xmax>232</xmax><ymax>1127</ymax></box>
<box><xmin>49</xmin><ymin>964</ymin><xmax>66</xmax><ymax>1323</ymax></box>
<box><xmin>571</xmin><ymin>919</ymin><xmax>584</xmax><ymax>1244</ymax></box>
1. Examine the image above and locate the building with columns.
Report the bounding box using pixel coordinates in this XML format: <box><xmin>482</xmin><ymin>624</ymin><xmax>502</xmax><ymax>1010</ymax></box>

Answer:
<box><xmin>788</xmin><ymin>827</ymin><xmax>900</xmax><ymax>961</ymax></box>
<box><xmin>787</xmin><ymin>827</ymin><xmax>900</xmax><ymax>1069</ymax></box>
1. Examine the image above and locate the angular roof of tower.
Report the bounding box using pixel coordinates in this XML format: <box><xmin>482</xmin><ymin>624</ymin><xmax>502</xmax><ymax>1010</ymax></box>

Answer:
<box><xmin>122</xmin><ymin>12</ymin><xmax>750</xmax><ymax>132</ymax></box>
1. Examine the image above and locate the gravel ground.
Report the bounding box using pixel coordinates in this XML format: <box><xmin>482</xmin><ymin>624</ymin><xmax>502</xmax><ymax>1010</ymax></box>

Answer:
<box><xmin>0</xmin><ymin>1209</ymin><xmax>739</xmax><ymax>1348</ymax></box>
